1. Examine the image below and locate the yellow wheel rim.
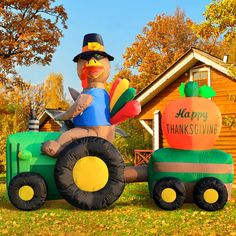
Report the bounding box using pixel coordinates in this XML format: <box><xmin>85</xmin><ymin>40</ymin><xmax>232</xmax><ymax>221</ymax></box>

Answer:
<box><xmin>203</xmin><ymin>189</ymin><xmax>219</xmax><ymax>203</ymax></box>
<box><xmin>161</xmin><ymin>188</ymin><xmax>177</xmax><ymax>203</ymax></box>
<box><xmin>18</xmin><ymin>185</ymin><xmax>34</xmax><ymax>201</ymax></box>
<box><xmin>73</xmin><ymin>156</ymin><xmax>109</xmax><ymax>192</ymax></box>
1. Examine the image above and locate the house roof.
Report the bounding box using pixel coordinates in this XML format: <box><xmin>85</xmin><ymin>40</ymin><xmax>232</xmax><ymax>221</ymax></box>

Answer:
<box><xmin>38</xmin><ymin>109</ymin><xmax>66</xmax><ymax>127</ymax></box>
<box><xmin>136</xmin><ymin>47</ymin><xmax>232</xmax><ymax>106</ymax></box>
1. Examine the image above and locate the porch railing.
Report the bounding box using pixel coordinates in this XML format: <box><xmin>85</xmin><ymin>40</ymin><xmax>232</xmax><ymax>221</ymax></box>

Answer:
<box><xmin>134</xmin><ymin>149</ymin><xmax>153</xmax><ymax>166</ymax></box>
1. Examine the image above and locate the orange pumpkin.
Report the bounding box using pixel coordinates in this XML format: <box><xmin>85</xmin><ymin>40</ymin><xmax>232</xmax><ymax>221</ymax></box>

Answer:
<box><xmin>162</xmin><ymin>82</ymin><xmax>222</xmax><ymax>150</ymax></box>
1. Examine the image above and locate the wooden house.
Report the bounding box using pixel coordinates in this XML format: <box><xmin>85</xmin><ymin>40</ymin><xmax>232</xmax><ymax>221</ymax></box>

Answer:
<box><xmin>38</xmin><ymin>109</ymin><xmax>66</xmax><ymax>131</ymax></box>
<box><xmin>135</xmin><ymin>48</ymin><xmax>236</xmax><ymax>183</ymax></box>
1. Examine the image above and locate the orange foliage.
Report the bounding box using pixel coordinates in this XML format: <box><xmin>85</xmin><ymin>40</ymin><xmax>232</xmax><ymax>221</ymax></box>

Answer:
<box><xmin>118</xmin><ymin>8</ymin><xmax>223</xmax><ymax>91</ymax></box>
<box><xmin>0</xmin><ymin>0</ymin><xmax>67</xmax><ymax>76</ymax></box>
<box><xmin>122</xmin><ymin>9</ymin><xmax>198</xmax><ymax>90</ymax></box>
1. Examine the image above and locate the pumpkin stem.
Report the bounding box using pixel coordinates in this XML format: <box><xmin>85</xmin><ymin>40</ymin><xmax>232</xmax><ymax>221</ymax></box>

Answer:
<box><xmin>183</xmin><ymin>81</ymin><xmax>199</xmax><ymax>97</ymax></box>
<box><xmin>179</xmin><ymin>81</ymin><xmax>216</xmax><ymax>98</ymax></box>
<box><xmin>178</xmin><ymin>81</ymin><xmax>216</xmax><ymax>98</ymax></box>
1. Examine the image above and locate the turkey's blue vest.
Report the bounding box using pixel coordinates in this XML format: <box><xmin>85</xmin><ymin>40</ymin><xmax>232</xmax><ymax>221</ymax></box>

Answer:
<box><xmin>73</xmin><ymin>88</ymin><xmax>111</xmax><ymax>126</ymax></box>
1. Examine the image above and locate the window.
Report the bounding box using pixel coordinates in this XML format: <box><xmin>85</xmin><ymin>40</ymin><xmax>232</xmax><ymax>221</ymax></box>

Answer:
<box><xmin>190</xmin><ymin>67</ymin><xmax>210</xmax><ymax>87</ymax></box>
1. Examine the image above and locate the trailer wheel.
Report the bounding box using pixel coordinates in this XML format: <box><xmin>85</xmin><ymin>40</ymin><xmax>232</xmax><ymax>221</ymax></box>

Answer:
<box><xmin>8</xmin><ymin>172</ymin><xmax>47</xmax><ymax>211</ymax></box>
<box><xmin>55</xmin><ymin>137</ymin><xmax>125</xmax><ymax>210</ymax></box>
<box><xmin>153</xmin><ymin>177</ymin><xmax>186</xmax><ymax>210</ymax></box>
<box><xmin>193</xmin><ymin>177</ymin><xmax>228</xmax><ymax>211</ymax></box>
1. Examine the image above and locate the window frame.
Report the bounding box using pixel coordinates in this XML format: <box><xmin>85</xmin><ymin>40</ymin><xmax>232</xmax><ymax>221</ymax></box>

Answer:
<box><xmin>189</xmin><ymin>67</ymin><xmax>211</xmax><ymax>86</ymax></box>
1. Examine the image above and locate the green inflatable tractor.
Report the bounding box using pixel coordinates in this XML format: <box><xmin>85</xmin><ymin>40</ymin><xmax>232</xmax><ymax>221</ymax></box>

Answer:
<box><xmin>6</xmin><ymin>131</ymin><xmax>234</xmax><ymax>212</ymax></box>
<box><xmin>6</xmin><ymin>132</ymin><xmax>125</xmax><ymax>211</ymax></box>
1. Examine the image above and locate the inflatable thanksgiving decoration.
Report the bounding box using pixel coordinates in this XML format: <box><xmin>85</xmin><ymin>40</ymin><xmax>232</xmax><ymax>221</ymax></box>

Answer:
<box><xmin>6</xmin><ymin>77</ymin><xmax>234</xmax><ymax>211</ymax></box>
<box><xmin>149</xmin><ymin>81</ymin><xmax>234</xmax><ymax>211</ymax></box>
<box><xmin>42</xmin><ymin>33</ymin><xmax>141</xmax><ymax>157</ymax></box>
<box><xmin>162</xmin><ymin>82</ymin><xmax>221</xmax><ymax>150</ymax></box>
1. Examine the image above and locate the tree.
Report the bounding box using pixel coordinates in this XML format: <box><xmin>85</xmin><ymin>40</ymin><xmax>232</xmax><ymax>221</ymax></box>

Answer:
<box><xmin>116</xmin><ymin>8</ymin><xmax>225</xmax><ymax>91</ymax></box>
<box><xmin>0</xmin><ymin>0</ymin><xmax>67</xmax><ymax>76</ymax></box>
<box><xmin>120</xmin><ymin>9</ymin><xmax>199</xmax><ymax>90</ymax></box>
<box><xmin>192</xmin><ymin>0</ymin><xmax>235</xmax><ymax>44</ymax></box>
<box><xmin>191</xmin><ymin>0</ymin><xmax>236</xmax><ymax>77</ymax></box>
<box><xmin>0</xmin><ymin>80</ymin><xmax>32</xmax><ymax>173</ymax></box>
<box><xmin>43</xmin><ymin>73</ymin><xmax>69</xmax><ymax>110</ymax></box>
<box><xmin>0</xmin><ymin>77</ymin><xmax>48</xmax><ymax>172</ymax></box>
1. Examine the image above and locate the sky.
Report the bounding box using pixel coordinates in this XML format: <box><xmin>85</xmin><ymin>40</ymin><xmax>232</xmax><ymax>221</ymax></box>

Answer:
<box><xmin>16</xmin><ymin>0</ymin><xmax>211</xmax><ymax>94</ymax></box>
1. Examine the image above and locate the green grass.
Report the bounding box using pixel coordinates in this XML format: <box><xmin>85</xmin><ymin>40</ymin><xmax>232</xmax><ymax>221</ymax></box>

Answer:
<box><xmin>0</xmin><ymin>182</ymin><xmax>235</xmax><ymax>236</ymax></box>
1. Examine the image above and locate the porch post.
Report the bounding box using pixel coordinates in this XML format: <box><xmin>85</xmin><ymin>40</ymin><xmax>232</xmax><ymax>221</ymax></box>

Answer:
<box><xmin>153</xmin><ymin>110</ymin><xmax>160</xmax><ymax>151</ymax></box>
<box><xmin>139</xmin><ymin>120</ymin><xmax>153</xmax><ymax>136</ymax></box>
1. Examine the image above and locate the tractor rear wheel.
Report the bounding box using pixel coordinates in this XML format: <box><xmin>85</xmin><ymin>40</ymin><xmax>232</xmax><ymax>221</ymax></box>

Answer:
<box><xmin>54</xmin><ymin>137</ymin><xmax>125</xmax><ymax>210</ymax></box>
<box><xmin>8</xmin><ymin>172</ymin><xmax>47</xmax><ymax>211</ymax></box>
<box><xmin>153</xmin><ymin>177</ymin><xmax>186</xmax><ymax>210</ymax></box>
<box><xmin>193</xmin><ymin>177</ymin><xmax>228</xmax><ymax>211</ymax></box>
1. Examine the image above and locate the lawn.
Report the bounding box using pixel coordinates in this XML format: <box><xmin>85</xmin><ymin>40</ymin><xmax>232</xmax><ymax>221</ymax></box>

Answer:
<box><xmin>0</xmin><ymin>182</ymin><xmax>235</xmax><ymax>236</ymax></box>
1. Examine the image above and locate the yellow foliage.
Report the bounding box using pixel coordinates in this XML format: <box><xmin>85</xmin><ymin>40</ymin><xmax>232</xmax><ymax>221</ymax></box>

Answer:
<box><xmin>0</xmin><ymin>89</ymin><xmax>29</xmax><ymax>172</ymax></box>
<box><xmin>0</xmin><ymin>183</ymin><xmax>236</xmax><ymax>235</ymax></box>
<box><xmin>115</xmin><ymin>4</ymin><xmax>236</xmax><ymax>91</ymax></box>
<box><xmin>191</xmin><ymin>0</ymin><xmax>236</xmax><ymax>55</ymax></box>
<box><xmin>0</xmin><ymin>80</ymin><xmax>44</xmax><ymax>172</ymax></box>
<box><xmin>43</xmin><ymin>73</ymin><xmax>69</xmax><ymax>110</ymax></box>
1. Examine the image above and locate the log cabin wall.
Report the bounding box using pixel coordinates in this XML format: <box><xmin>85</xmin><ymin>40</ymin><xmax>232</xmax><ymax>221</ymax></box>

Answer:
<box><xmin>139</xmin><ymin>65</ymin><xmax>236</xmax><ymax>183</ymax></box>
<box><xmin>211</xmin><ymin>68</ymin><xmax>236</xmax><ymax>183</ymax></box>
<box><xmin>40</xmin><ymin>117</ymin><xmax>61</xmax><ymax>132</ymax></box>
<box><xmin>138</xmin><ymin>72</ymin><xmax>189</xmax><ymax>121</ymax></box>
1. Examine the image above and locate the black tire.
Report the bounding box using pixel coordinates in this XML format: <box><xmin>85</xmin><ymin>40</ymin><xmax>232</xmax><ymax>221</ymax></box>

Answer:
<box><xmin>8</xmin><ymin>172</ymin><xmax>47</xmax><ymax>211</ymax></box>
<box><xmin>153</xmin><ymin>177</ymin><xmax>186</xmax><ymax>210</ymax></box>
<box><xmin>193</xmin><ymin>177</ymin><xmax>228</xmax><ymax>211</ymax></box>
<box><xmin>55</xmin><ymin>137</ymin><xmax>125</xmax><ymax>210</ymax></box>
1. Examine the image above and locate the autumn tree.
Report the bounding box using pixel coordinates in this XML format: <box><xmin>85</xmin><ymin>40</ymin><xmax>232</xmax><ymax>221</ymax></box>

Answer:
<box><xmin>43</xmin><ymin>73</ymin><xmax>69</xmax><ymax>110</ymax></box>
<box><xmin>192</xmin><ymin>0</ymin><xmax>236</xmax><ymax>77</ymax></box>
<box><xmin>0</xmin><ymin>79</ymin><xmax>32</xmax><ymax>172</ymax></box>
<box><xmin>116</xmin><ymin>8</ymin><xmax>225</xmax><ymax>91</ymax></box>
<box><xmin>118</xmin><ymin>9</ymin><xmax>198</xmax><ymax>90</ymax></box>
<box><xmin>192</xmin><ymin>0</ymin><xmax>235</xmax><ymax>46</ymax></box>
<box><xmin>0</xmin><ymin>0</ymin><xmax>67</xmax><ymax>77</ymax></box>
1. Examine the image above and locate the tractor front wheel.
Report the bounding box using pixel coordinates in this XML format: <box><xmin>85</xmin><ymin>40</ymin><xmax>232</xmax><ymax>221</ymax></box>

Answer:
<box><xmin>8</xmin><ymin>172</ymin><xmax>47</xmax><ymax>211</ymax></box>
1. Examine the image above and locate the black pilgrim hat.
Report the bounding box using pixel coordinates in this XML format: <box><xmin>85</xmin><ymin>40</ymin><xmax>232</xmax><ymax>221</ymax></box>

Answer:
<box><xmin>73</xmin><ymin>33</ymin><xmax>114</xmax><ymax>62</ymax></box>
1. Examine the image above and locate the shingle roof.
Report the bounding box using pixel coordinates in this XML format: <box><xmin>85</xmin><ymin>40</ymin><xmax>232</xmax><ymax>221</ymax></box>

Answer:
<box><xmin>38</xmin><ymin>108</ymin><xmax>66</xmax><ymax>127</ymax></box>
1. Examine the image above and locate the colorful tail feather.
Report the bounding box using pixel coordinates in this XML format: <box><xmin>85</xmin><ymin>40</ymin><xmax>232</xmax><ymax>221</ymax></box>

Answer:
<box><xmin>110</xmin><ymin>87</ymin><xmax>136</xmax><ymax>117</ymax></box>
<box><xmin>110</xmin><ymin>79</ymin><xmax>129</xmax><ymax>111</ymax></box>
<box><xmin>109</xmin><ymin>79</ymin><xmax>141</xmax><ymax>125</ymax></box>
<box><xmin>110</xmin><ymin>78</ymin><xmax>122</xmax><ymax>100</ymax></box>
<box><xmin>110</xmin><ymin>100</ymin><xmax>141</xmax><ymax>125</ymax></box>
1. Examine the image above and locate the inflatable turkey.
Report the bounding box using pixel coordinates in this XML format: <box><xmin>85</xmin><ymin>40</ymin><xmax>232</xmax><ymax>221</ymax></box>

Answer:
<box><xmin>42</xmin><ymin>33</ymin><xmax>141</xmax><ymax>156</ymax></box>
